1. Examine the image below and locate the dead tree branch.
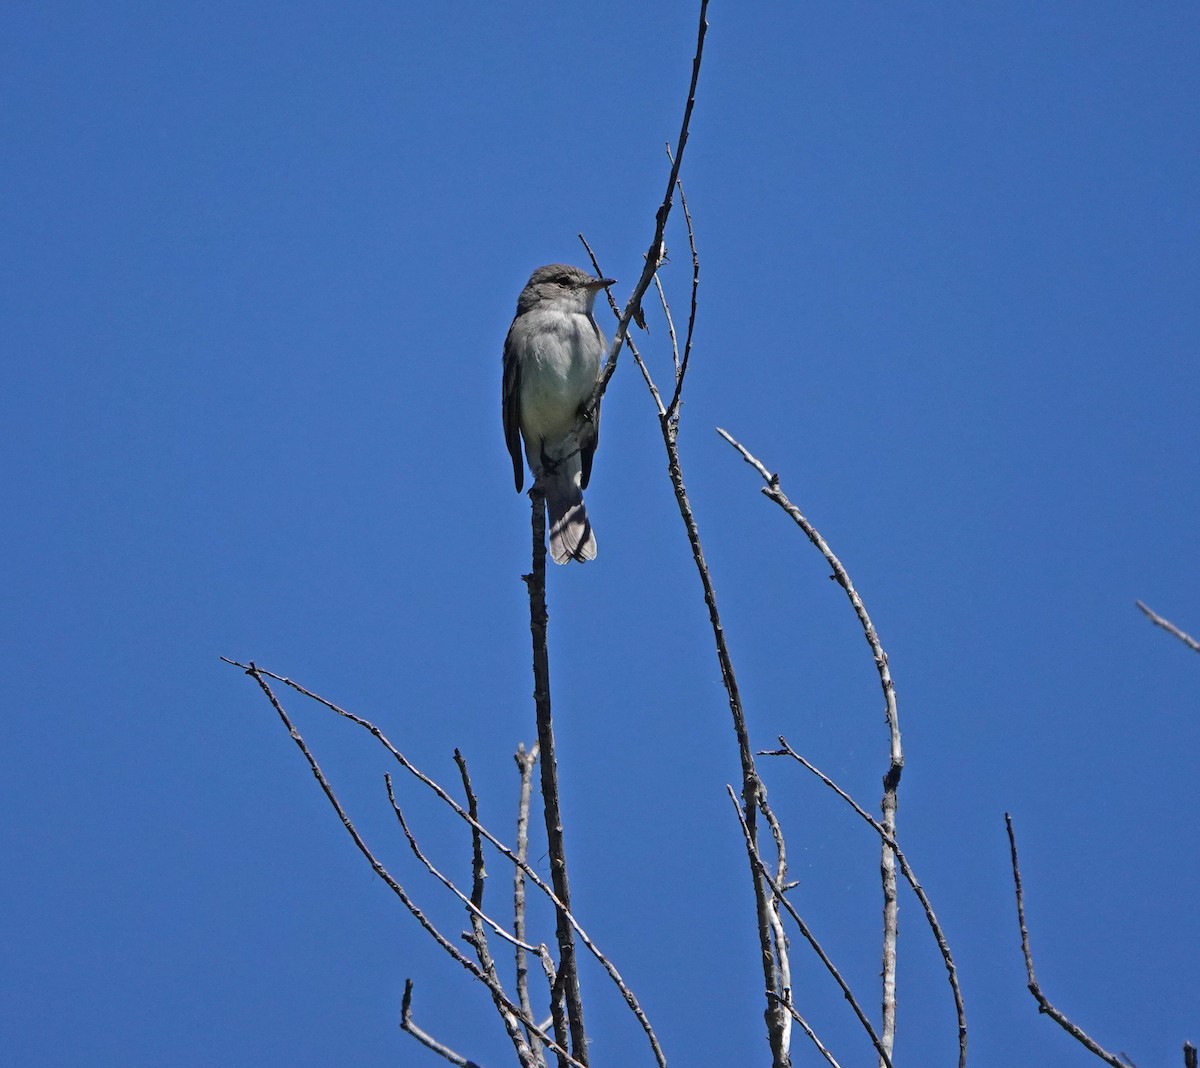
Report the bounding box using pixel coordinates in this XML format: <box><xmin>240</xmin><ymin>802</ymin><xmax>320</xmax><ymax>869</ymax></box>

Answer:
<box><xmin>513</xmin><ymin>744</ymin><xmax>546</xmax><ymax>1066</ymax></box>
<box><xmin>1136</xmin><ymin>601</ymin><xmax>1200</xmax><ymax>654</ymax></box>
<box><xmin>1005</xmin><ymin>814</ymin><xmax>1135</xmax><ymax>1068</ymax></box>
<box><xmin>523</xmin><ymin>483</ymin><xmax>588</xmax><ymax>1066</ymax></box>
<box><xmin>401</xmin><ymin>980</ymin><xmax>485</xmax><ymax>1068</ymax></box>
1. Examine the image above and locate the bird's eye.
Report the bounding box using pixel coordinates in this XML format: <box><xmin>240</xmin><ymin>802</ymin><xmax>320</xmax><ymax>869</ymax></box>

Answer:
<box><xmin>556</xmin><ymin>275</ymin><xmax>573</xmax><ymax>287</ymax></box>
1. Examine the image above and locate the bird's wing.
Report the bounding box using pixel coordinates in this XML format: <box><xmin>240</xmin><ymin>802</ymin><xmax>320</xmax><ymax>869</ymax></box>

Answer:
<box><xmin>580</xmin><ymin>316</ymin><xmax>604</xmax><ymax>489</ymax></box>
<box><xmin>502</xmin><ymin>323</ymin><xmax>524</xmax><ymax>492</ymax></box>
<box><xmin>580</xmin><ymin>396</ymin><xmax>599</xmax><ymax>490</ymax></box>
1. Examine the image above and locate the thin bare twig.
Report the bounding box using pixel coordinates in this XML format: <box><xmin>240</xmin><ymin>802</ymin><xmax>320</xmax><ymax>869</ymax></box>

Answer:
<box><xmin>765</xmin><ymin>739</ymin><xmax>967</xmax><ymax>1068</ymax></box>
<box><xmin>579</xmin><ymin>234</ymin><xmax>666</xmax><ymax>417</ymax></box>
<box><xmin>667</xmin><ymin>383</ymin><xmax>787</xmax><ymax>1063</ymax></box>
<box><xmin>774</xmin><ymin>993</ymin><xmax>843</xmax><ymax>1068</ymax></box>
<box><xmin>401</xmin><ymin>980</ymin><xmax>484</xmax><ymax>1068</ymax></box>
<box><xmin>716</xmin><ymin>427</ymin><xmax>904</xmax><ymax>1065</ymax></box>
<box><xmin>1136</xmin><ymin>601</ymin><xmax>1200</xmax><ymax>654</ymax></box>
<box><xmin>759</xmin><ymin>795</ymin><xmax>793</xmax><ymax>1057</ymax></box>
<box><xmin>386</xmin><ymin>777</ymin><xmax>540</xmax><ymax>956</ymax></box>
<box><xmin>582</xmin><ymin>0</ymin><xmax>709</xmax><ymax>417</ymax></box>
<box><xmin>664</xmin><ymin>146</ymin><xmax>700</xmax><ymax>421</ymax></box>
<box><xmin>1005</xmin><ymin>814</ymin><xmax>1135</xmax><ymax>1068</ymax></box>
<box><xmin>591</xmin><ymin>218</ymin><xmax>789</xmax><ymax>1061</ymax></box>
<box><xmin>654</xmin><ymin>270</ymin><xmax>681</xmax><ymax>376</ymax></box>
<box><xmin>523</xmin><ymin>484</ymin><xmax>587</xmax><ymax>1067</ymax></box>
<box><xmin>455</xmin><ymin>749</ymin><xmax>487</xmax><ymax>912</ymax></box>
<box><xmin>223</xmin><ymin>659</ymin><xmax>665</xmax><ymax>1068</ymax></box>
<box><xmin>514</xmin><ymin>743</ymin><xmax>546</xmax><ymax>1067</ymax></box>
<box><xmin>727</xmin><ymin>787</ymin><xmax>894</xmax><ymax>1068</ymax></box>
<box><xmin>387</xmin><ymin>775</ymin><xmax>539</xmax><ymax>1068</ymax></box>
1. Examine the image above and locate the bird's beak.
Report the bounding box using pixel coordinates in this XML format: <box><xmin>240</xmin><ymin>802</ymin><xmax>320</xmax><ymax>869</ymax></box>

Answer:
<box><xmin>587</xmin><ymin>277</ymin><xmax>617</xmax><ymax>290</ymax></box>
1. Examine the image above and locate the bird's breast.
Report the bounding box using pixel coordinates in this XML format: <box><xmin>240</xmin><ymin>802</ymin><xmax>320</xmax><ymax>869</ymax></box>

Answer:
<box><xmin>517</xmin><ymin>310</ymin><xmax>603</xmax><ymax>437</ymax></box>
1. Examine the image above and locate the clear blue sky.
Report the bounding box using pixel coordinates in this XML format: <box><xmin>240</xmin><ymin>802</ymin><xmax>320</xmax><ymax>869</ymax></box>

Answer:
<box><xmin>4</xmin><ymin>3</ymin><xmax>1197</xmax><ymax>1066</ymax></box>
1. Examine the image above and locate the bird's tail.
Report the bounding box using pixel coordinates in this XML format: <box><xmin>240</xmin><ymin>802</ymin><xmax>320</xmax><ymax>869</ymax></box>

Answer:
<box><xmin>545</xmin><ymin>470</ymin><xmax>596</xmax><ymax>564</ymax></box>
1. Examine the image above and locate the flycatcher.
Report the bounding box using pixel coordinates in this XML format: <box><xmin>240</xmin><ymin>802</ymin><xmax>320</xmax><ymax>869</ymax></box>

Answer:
<box><xmin>502</xmin><ymin>264</ymin><xmax>615</xmax><ymax>563</ymax></box>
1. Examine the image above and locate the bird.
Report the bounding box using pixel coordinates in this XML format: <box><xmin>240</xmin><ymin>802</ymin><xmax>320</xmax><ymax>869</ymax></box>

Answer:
<box><xmin>502</xmin><ymin>264</ymin><xmax>615</xmax><ymax>564</ymax></box>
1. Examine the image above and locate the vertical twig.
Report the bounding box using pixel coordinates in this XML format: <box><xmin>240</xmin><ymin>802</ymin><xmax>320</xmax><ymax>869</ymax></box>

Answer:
<box><xmin>1006</xmin><ymin>814</ymin><xmax>1135</xmax><ymax>1068</ymax></box>
<box><xmin>513</xmin><ymin>743</ymin><xmax>546</xmax><ymax>1066</ymax></box>
<box><xmin>664</xmin><ymin>145</ymin><xmax>700</xmax><ymax>420</ymax></box>
<box><xmin>523</xmin><ymin>483</ymin><xmax>588</xmax><ymax>1067</ymax></box>
<box><xmin>455</xmin><ymin>749</ymin><xmax>487</xmax><ymax>912</ymax></box>
<box><xmin>759</xmin><ymin>795</ymin><xmax>793</xmax><ymax>1055</ymax></box>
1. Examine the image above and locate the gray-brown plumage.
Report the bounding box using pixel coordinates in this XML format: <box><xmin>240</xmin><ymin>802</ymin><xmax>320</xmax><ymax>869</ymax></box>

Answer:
<box><xmin>502</xmin><ymin>264</ymin><xmax>614</xmax><ymax>563</ymax></box>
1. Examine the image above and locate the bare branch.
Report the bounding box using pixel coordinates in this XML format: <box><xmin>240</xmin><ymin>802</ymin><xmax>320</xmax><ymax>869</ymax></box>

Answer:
<box><xmin>387</xmin><ymin>775</ymin><xmax>538</xmax><ymax>1068</ymax></box>
<box><xmin>523</xmin><ymin>485</ymin><xmax>587</xmax><ymax>1066</ymax></box>
<box><xmin>539</xmin><ymin>953</ymin><xmax>570</xmax><ymax>1060</ymax></box>
<box><xmin>223</xmin><ymin>658</ymin><xmax>665</xmax><ymax>1068</ymax></box>
<box><xmin>401</xmin><ymin>980</ymin><xmax>485</xmax><ymax>1068</ymax></box>
<box><xmin>664</xmin><ymin>148</ymin><xmax>700</xmax><ymax>421</ymax></box>
<box><xmin>716</xmin><ymin>427</ymin><xmax>904</xmax><ymax>1063</ymax></box>
<box><xmin>227</xmin><ymin>661</ymin><xmax>582</xmax><ymax>1068</ymax></box>
<box><xmin>1185</xmin><ymin>1042</ymin><xmax>1197</xmax><ymax>1068</ymax></box>
<box><xmin>765</xmin><ymin>739</ymin><xmax>967</xmax><ymax>1068</ymax></box>
<box><xmin>1135</xmin><ymin>601</ymin><xmax>1200</xmax><ymax>654</ymax></box>
<box><xmin>642</xmin><ymin>337</ymin><xmax>787</xmax><ymax>1062</ymax></box>
<box><xmin>455</xmin><ymin>749</ymin><xmax>488</xmax><ymax>912</ymax></box>
<box><xmin>758</xmin><ymin>795</ymin><xmax>793</xmax><ymax>1058</ymax></box>
<box><xmin>1005</xmin><ymin>814</ymin><xmax>1135</xmax><ymax>1067</ymax></box>
<box><xmin>727</xmin><ymin>786</ymin><xmax>894</xmax><ymax>1068</ymax></box>
<box><xmin>513</xmin><ymin>744</ymin><xmax>546</xmax><ymax>1067</ymax></box>
<box><xmin>774</xmin><ymin>992</ymin><xmax>844</xmax><ymax>1068</ymax></box>
<box><xmin>583</xmin><ymin>0</ymin><xmax>709</xmax><ymax>416</ymax></box>
<box><xmin>653</xmin><ymin>269</ymin><xmax>681</xmax><ymax>376</ymax></box>
<box><xmin>579</xmin><ymin>234</ymin><xmax>666</xmax><ymax>417</ymax></box>
<box><xmin>386</xmin><ymin>776</ymin><xmax>540</xmax><ymax>956</ymax></box>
